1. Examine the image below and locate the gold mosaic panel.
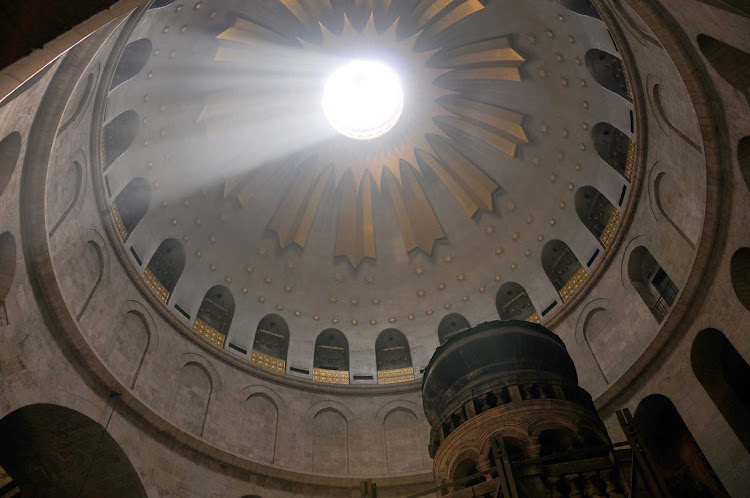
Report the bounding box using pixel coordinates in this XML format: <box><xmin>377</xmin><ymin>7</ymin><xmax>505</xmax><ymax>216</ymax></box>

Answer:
<box><xmin>526</xmin><ymin>312</ymin><xmax>540</xmax><ymax>324</ymax></box>
<box><xmin>142</xmin><ymin>267</ymin><xmax>170</xmax><ymax>304</ymax></box>
<box><xmin>600</xmin><ymin>208</ymin><xmax>621</xmax><ymax>249</ymax></box>
<box><xmin>193</xmin><ymin>317</ymin><xmax>226</xmax><ymax>348</ymax></box>
<box><xmin>624</xmin><ymin>71</ymin><xmax>634</xmax><ymax>100</ymax></box>
<box><xmin>625</xmin><ymin>139</ymin><xmax>636</xmax><ymax>181</ymax></box>
<box><xmin>251</xmin><ymin>349</ymin><xmax>286</xmax><ymax>374</ymax></box>
<box><xmin>313</xmin><ymin>368</ymin><xmax>350</xmax><ymax>385</ymax></box>
<box><xmin>111</xmin><ymin>204</ymin><xmax>128</xmax><ymax>241</ymax></box>
<box><xmin>377</xmin><ymin>366</ymin><xmax>415</xmax><ymax>385</ymax></box>
<box><xmin>559</xmin><ymin>266</ymin><xmax>588</xmax><ymax>303</ymax></box>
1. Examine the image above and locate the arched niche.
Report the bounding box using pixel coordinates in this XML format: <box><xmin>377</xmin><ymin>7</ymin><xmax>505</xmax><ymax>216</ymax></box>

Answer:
<box><xmin>383</xmin><ymin>408</ymin><xmax>422</xmax><ymax>472</ymax></box>
<box><xmin>692</xmin><ymin>328</ymin><xmax>750</xmax><ymax>452</ymax></box>
<box><xmin>107</xmin><ymin>310</ymin><xmax>151</xmax><ymax>389</ymax></box>
<box><xmin>580</xmin><ymin>306</ymin><xmax>626</xmax><ymax>383</ymax></box>
<box><xmin>49</xmin><ymin>160</ymin><xmax>83</xmax><ymax>237</ymax></box>
<box><xmin>627</xmin><ymin>246</ymin><xmax>678</xmax><ymax>323</ymax></box>
<box><xmin>555</xmin><ymin>0</ymin><xmax>600</xmax><ymax>18</ymax></box>
<box><xmin>739</xmin><ymin>136</ymin><xmax>749</xmax><ymax>194</ymax></box>
<box><xmin>103</xmin><ymin>110</ymin><xmax>139</xmax><ymax>170</ymax></box>
<box><xmin>0</xmin><ymin>404</ymin><xmax>147</xmax><ymax>496</ymax></box>
<box><xmin>112</xmin><ymin>38</ymin><xmax>152</xmax><ymax>89</ymax></box>
<box><xmin>697</xmin><ymin>35</ymin><xmax>750</xmax><ymax>105</ymax></box>
<box><xmin>0</xmin><ymin>232</ymin><xmax>16</xmax><ymax>303</ymax></box>
<box><xmin>575</xmin><ymin>185</ymin><xmax>618</xmax><ymax>247</ymax></box>
<box><xmin>113</xmin><ymin>177</ymin><xmax>150</xmax><ymax>240</ymax></box>
<box><xmin>541</xmin><ymin>239</ymin><xmax>587</xmax><ymax>302</ymax></box>
<box><xmin>194</xmin><ymin>285</ymin><xmax>234</xmax><ymax>348</ymax></box>
<box><xmin>654</xmin><ymin>171</ymin><xmax>699</xmax><ymax>247</ymax></box>
<box><xmin>145</xmin><ymin>238</ymin><xmax>185</xmax><ymax>303</ymax></box>
<box><xmin>376</xmin><ymin>328</ymin><xmax>414</xmax><ymax>384</ymax></box>
<box><xmin>251</xmin><ymin>314</ymin><xmax>290</xmax><ymax>373</ymax></box>
<box><xmin>171</xmin><ymin>362</ymin><xmax>213</xmax><ymax>436</ymax></box>
<box><xmin>0</xmin><ymin>131</ymin><xmax>21</xmax><ymax>199</ymax></box>
<box><xmin>495</xmin><ymin>282</ymin><xmax>538</xmax><ymax>322</ymax></box>
<box><xmin>437</xmin><ymin>313</ymin><xmax>470</xmax><ymax>344</ymax></box>
<box><xmin>592</xmin><ymin>122</ymin><xmax>633</xmax><ymax>181</ymax></box>
<box><xmin>312</xmin><ymin>408</ymin><xmax>349</xmax><ymax>474</ymax></box>
<box><xmin>241</xmin><ymin>393</ymin><xmax>278</xmax><ymax>463</ymax></box>
<box><xmin>313</xmin><ymin>328</ymin><xmax>349</xmax><ymax>384</ymax></box>
<box><xmin>635</xmin><ymin>394</ymin><xmax>728</xmax><ymax>496</ymax></box>
<box><xmin>730</xmin><ymin>248</ymin><xmax>750</xmax><ymax>312</ymax></box>
<box><xmin>585</xmin><ymin>49</ymin><xmax>630</xmax><ymax>100</ymax></box>
<box><xmin>451</xmin><ymin>458</ymin><xmax>483</xmax><ymax>491</ymax></box>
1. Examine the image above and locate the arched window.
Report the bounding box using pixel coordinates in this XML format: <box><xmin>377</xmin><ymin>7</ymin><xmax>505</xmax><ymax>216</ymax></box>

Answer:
<box><xmin>692</xmin><ymin>328</ymin><xmax>750</xmax><ymax>452</ymax></box>
<box><xmin>697</xmin><ymin>35</ymin><xmax>750</xmax><ymax>105</ymax></box>
<box><xmin>627</xmin><ymin>246</ymin><xmax>678</xmax><ymax>322</ymax></box>
<box><xmin>592</xmin><ymin>122</ymin><xmax>634</xmax><ymax>181</ymax></box>
<box><xmin>575</xmin><ymin>186</ymin><xmax>619</xmax><ymax>247</ymax></box>
<box><xmin>0</xmin><ymin>132</ymin><xmax>21</xmax><ymax>199</ymax></box>
<box><xmin>112</xmin><ymin>39</ymin><xmax>152</xmax><ymax>89</ymax></box>
<box><xmin>730</xmin><ymin>248</ymin><xmax>750</xmax><ymax>312</ymax></box>
<box><xmin>437</xmin><ymin>313</ymin><xmax>470</xmax><ymax>344</ymax></box>
<box><xmin>495</xmin><ymin>282</ymin><xmax>538</xmax><ymax>322</ymax></box>
<box><xmin>313</xmin><ymin>329</ymin><xmax>349</xmax><ymax>384</ymax></box>
<box><xmin>376</xmin><ymin>329</ymin><xmax>414</xmax><ymax>384</ymax></box>
<box><xmin>555</xmin><ymin>0</ymin><xmax>600</xmax><ymax>18</ymax></box>
<box><xmin>542</xmin><ymin>240</ymin><xmax>587</xmax><ymax>302</ymax></box>
<box><xmin>193</xmin><ymin>285</ymin><xmax>234</xmax><ymax>348</ymax></box>
<box><xmin>251</xmin><ymin>314</ymin><xmax>289</xmax><ymax>374</ymax></box>
<box><xmin>635</xmin><ymin>394</ymin><xmax>728</xmax><ymax>496</ymax></box>
<box><xmin>113</xmin><ymin>177</ymin><xmax>150</xmax><ymax>241</ymax></box>
<box><xmin>739</xmin><ymin>136</ymin><xmax>749</xmax><ymax>194</ymax></box>
<box><xmin>104</xmin><ymin>110</ymin><xmax>139</xmax><ymax>170</ymax></box>
<box><xmin>144</xmin><ymin>238</ymin><xmax>185</xmax><ymax>303</ymax></box>
<box><xmin>585</xmin><ymin>49</ymin><xmax>631</xmax><ymax>100</ymax></box>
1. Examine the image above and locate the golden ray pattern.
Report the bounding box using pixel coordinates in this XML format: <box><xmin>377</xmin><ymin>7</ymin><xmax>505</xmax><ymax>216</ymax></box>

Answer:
<box><xmin>206</xmin><ymin>0</ymin><xmax>529</xmax><ymax>267</ymax></box>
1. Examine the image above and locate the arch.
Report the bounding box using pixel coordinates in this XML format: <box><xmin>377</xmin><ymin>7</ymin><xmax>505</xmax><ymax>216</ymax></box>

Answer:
<box><xmin>592</xmin><ymin>122</ymin><xmax>633</xmax><ymax>181</ymax></box>
<box><xmin>541</xmin><ymin>239</ymin><xmax>587</xmax><ymax>302</ymax></box>
<box><xmin>579</xmin><ymin>305</ymin><xmax>624</xmax><ymax>384</ymax></box>
<box><xmin>194</xmin><ymin>285</ymin><xmax>234</xmax><ymax>348</ymax></box>
<box><xmin>0</xmin><ymin>232</ymin><xmax>16</xmax><ymax>303</ymax></box>
<box><xmin>376</xmin><ymin>328</ymin><xmax>414</xmax><ymax>383</ymax></box>
<box><xmin>437</xmin><ymin>313</ymin><xmax>470</xmax><ymax>344</ymax></box>
<box><xmin>313</xmin><ymin>328</ymin><xmax>349</xmax><ymax>384</ymax></box>
<box><xmin>692</xmin><ymin>328</ymin><xmax>750</xmax><ymax>452</ymax></box>
<box><xmin>730</xmin><ymin>248</ymin><xmax>750</xmax><ymax>311</ymax></box>
<box><xmin>112</xmin><ymin>38</ymin><xmax>152</xmax><ymax>89</ymax></box>
<box><xmin>77</xmin><ymin>240</ymin><xmax>104</xmax><ymax>320</ymax></box>
<box><xmin>106</xmin><ymin>309</ymin><xmax>151</xmax><ymax>389</ymax></box>
<box><xmin>555</xmin><ymin>0</ymin><xmax>600</xmax><ymax>18</ymax></box>
<box><xmin>241</xmin><ymin>393</ymin><xmax>278</xmax><ymax>463</ymax></box>
<box><xmin>697</xmin><ymin>35</ymin><xmax>750</xmax><ymax>105</ymax></box>
<box><xmin>0</xmin><ymin>404</ymin><xmax>146</xmax><ymax>496</ymax></box>
<box><xmin>251</xmin><ymin>314</ymin><xmax>290</xmax><ymax>373</ymax></box>
<box><xmin>575</xmin><ymin>185</ymin><xmax>617</xmax><ymax>247</ymax></box>
<box><xmin>49</xmin><ymin>159</ymin><xmax>84</xmax><ymax>237</ymax></box>
<box><xmin>495</xmin><ymin>282</ymin><xmax>538</xmax><ymax>322</ymax></box>
<box><xmin>451</xmin><ymin>457</ymin><xmax>483</xmax><ymax>490</ymax></box>
<box><xmin>635</xmin><ymin>394</ymin><xmax>728</xmax><ymax>496</ymax></box>
<box><xmin>653</xmin><ymin>171</ymin><xmax>698</xmax><ymax>248</ymax></box>
<box><xmin>384</xmin><ymin>407</ymin><xmax>423</xmax><ymax>472</ymax></box>
<box><xmin>113</xmin><ymin>177</ymin><xmax>150</xmax><ymax>240</ymax></box>
<box><xmin>171</xmin><ymin>361</ymin><xmax>213</xmax><ymax>436</ymax></box>
<box><xmin>538</xmin><ymin>427</ymin><xmax>581</xmax><ymax>463</ymax></box>
<box><xmin>739</xmin><ymin>136</ymin><xmax>750</xmax><ymax>194</ymax></box>
<box><xmin>59</xmin><ymin>72</ymin><xmax>95</xmax><ymax>135</ymax></box>
<box><xmin>627</xmin><ymin>246</ymin><xmax>678</xmax><ymax>322</ymax></box>
<box><xmin>0</xmin><ymin>131</ymin><xmax>21</xmax><ymax>199</ymax></box>
<box><xmin>103</xmin><ymin>110</ymin><xmax>139</xmax><ymax>170</ymax></box>
<box><xmin>585</xmin><ymin>49</ymin><xmax>630</xmax><ymax>100</ymax></box>
<box><xmin>312</xmin><ymin>408</ymin><xmax>349</xmax><ymax>474</ymax></box>
<box><xmin>145</xmin><ymin>238</ymin><xmax>185</xmax><ymax>302</ymax></box>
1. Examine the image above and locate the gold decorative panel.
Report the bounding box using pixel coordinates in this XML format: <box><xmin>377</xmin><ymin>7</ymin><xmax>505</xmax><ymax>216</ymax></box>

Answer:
<box><xmin>193</xmin><ymin>317</ymin><xmax>226</xmax><ymax>348</ymax></box>
<box><xmin>142</xmin><ymin>267</ymin><xmax>170</xmax><ymax>304</ymax></box>
<box><xmin>378</xmin><ymin>367</ymin><xmax>415</xmax><ymax>385</ymax></box>
<box><xmin>251</xmin><ymin>349</ymin><xmax>286</xmax><ymax>374</ymax></box>
<box><xmin>111</xmin><ymin>204</ymin><xmax>127</xmax><ymax>241</ymax></box>
<box><xmin>600</xmin><ymin>208</ymin><xmax>621</xmax><ymax>249</ymax></box>
<box><xmin>313</xmin><ymin>368</ymin><xmax>350</xmax><ymax>385</ymax></box>
<box><xmin>526</xmin><ymin>312</ymin><xmax>540</xmax><ymax>324</ymax></box>
<box><xmin>559</xmin><ymin>266</ymin><xmax>588</xmax><ymax>303</ymax></box>
<box><xmin>625</xmin><ymin>140</ymin><xmax>636</xmax><ymax>181</ymax></box>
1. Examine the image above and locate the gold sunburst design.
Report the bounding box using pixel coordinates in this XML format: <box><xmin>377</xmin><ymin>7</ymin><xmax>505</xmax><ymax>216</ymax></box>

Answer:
<box><xmin>200</xmin><ymin>0</ymin><xmax>529</xmax><ymax>267</ymax></box>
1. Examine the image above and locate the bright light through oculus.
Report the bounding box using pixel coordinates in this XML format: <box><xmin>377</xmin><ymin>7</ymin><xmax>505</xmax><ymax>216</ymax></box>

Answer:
<box><xmin>322</xmin><ymin>60</ymin><xmax>404</xmax><ymax>140</ymax></box>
